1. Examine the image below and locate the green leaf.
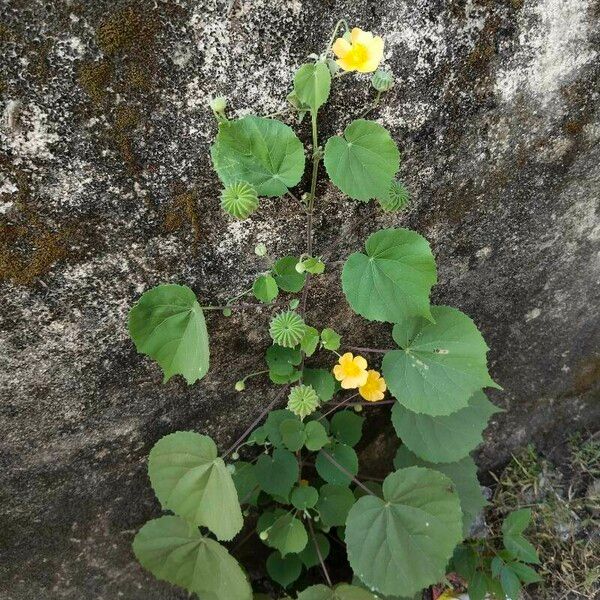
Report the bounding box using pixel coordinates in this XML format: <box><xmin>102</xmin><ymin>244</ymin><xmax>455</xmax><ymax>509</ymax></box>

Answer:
<box><xmin>304</xmin><ymin>420</ymin><xmax>330</xmax><ymax>451</ymax></box>
<box><xmin>280</xmin><ymin>418</ymin><xmax>307</xmax><ymax>451</ymax></box>
<box><xmin>502</xmin><ymin>509</ymin><xmax>539</xmax><ymax>564</ymax></box>
<box><xmin>147</xmin><ymin>432</ymin><xmax>242</xmax><ymax>540</ymax></box>
<box><xmin>341</xmin><ymin>229</ymin><xmax>437</xmax><ymax>324</ymax></box>
<box><xmin>330</xmin><ymin>411</ymin><xmax>364</xmax><ymax>447</ymax></box>
<box><xmin>274</xmin><ymin>256</ymin><xmax>307</xmax><ymax>292</ymax></box>
<box><xmin>303</xmin><ymin>369</ymin><xmax>336</xmax><ymax>402</ymax></box>
<box><xmin>316</xmin><ymin>445</ymin><xmax>359</xmax><ymax>486</ymax></box>
<box><xmin>133</xmin><ymin>516</ymin><xmax>251</xmax><ymax>600</ymax></box>
<box><xmin>345</xmin><ymin>466</ymin><xmax>463</xmax><ymax>597</ymax></box>
<box><xmin>354</xmin><ymin>481</ymin><xmax>382</xmax><ymax>500</ymax></box>
<box><xmin>267</xmin><ymin>551</ymin><xmax>302</xmax><ymax>588</ymax></box>
<box><xmin>297</xmin><ymin>584</ymin><xmax>378</xmax><ymax>600</ymax></box>
<box><xmin>316</xmin><ymin>484</ymin><xmax>355</xmax><ymax>527</ymax></box>
<box><xmin>391</xmin><ymin>391</ymin><xmax>501</xmax><ymax>463</ymax></box>
<box><xmin>394</xmin><ymin>446</ymin><xmax>487</xmax><ymax>535</ymax></box>
<box><xmin>301</xmin><ymin>326</ymin><xmax>320</xmax><ymax>357</ymax></box>
<box><xmin>211</xmin><ymin>116</ymin><xmax>305</xmax><ymax>197</ymax></box>
<box><xmin>265</xmin><ymin>512</ymin><xmax>308</xmax><ymax>556</ymax></box>
<box><xmin>128</xmin><ymin>284</ymin><xmax>209</xmax><ymax>384</ymax></box>
<box><xmin>264</xmin><ymin>409</ymin><xmax>299</xmax><ymax>446</ymax></box>
<box><xmin>509</xmin><ymin>562</ymin><xmax>542</xmax><ymax>584</ymax></box>
<box><xmin>253</xmin><ymin>274</ymin><xmax>279</xmax><ymax>303</ymax></box>
<box><xmin>233</xmin><ymin>460</ymin><xmax>260</xmax><ymax>506</ymax></box>
<box><xmin>255</xmin><ymin>448</ymin><xmax>299</xmax><ymax>499</ymax></box>
<box><xmin>468</xmin><ymin>571</ymin><xmax>488</xmax><ymax>600</ymax></box>
<box><xmin>500</xmin><ymin>565</ymin><xmax>522</xmax><ymax>600</ymax></box>
<box><xmin>248</xmin><ymin>425</ymin><xmax>268</xmax><ymax>445</ymax></box>
<box><xmin>320</xmin><ymin>328</ymin><xmax>341</xmax><ymax>351</ymax></box>
<box><xmin>298</xmin><ymin>532</ymin><xmax>330</xmax><ymax>568</ymax></box>
<box><xmin>294</xmin><ymin>62</ymin><xmax>331</xmax><ymax>112</ymax></box>
<box><xmin>291</xmin><ymin>485</ymin><xmax>319</xmax><ymax>510</ymax></box>
<box><xmin>266</xmin><ymin>345</ymin><xmax>302</xmax><ymax>383</ymax></box>
<box><xmin>383</xmin><ymin>306</ymin><xmax>501</xmax><ymax>416</ymax></box>
<box><xmin>452</xmin><ymin>544</ymin><xmax>478</xmax><ymax>581</ymax></box>
<box><xmin>324</xmin><ymin>119</ymin><xmax>400</xmax><ymax>201</ymax></box>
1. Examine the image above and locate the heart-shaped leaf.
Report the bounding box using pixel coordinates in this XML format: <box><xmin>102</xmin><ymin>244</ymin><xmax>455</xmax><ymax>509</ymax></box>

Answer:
<box><xmin>148</xmin><ymin>432</ymin><xmax>242</xmax><ymax>540</ymax></box>
<box><xmin>345</xmin><ymin>467</ymin><xmax>463</xmax><ymax>597</ymax></box>
<box><xmin>330</xmin><ymin>411</ymin><xmax>364</xmax><ymax>447</ymax></box>
<box><xmin>297</xmin><ymin>583</ymin><xmax>378</xmax><ymax>599</ymax></box>
<box><xmin>264</xmin><ymin>511</ymin><xmax>308</xmax><ymax>556</ymax></box>
<box><xmin>133</xmin><ymin>516</ymin><xmax>251</xmax><ymax>600</ymax></box>
<box><xmin>383</xmin><ymin>306</ymin><xmax>501</xmax><ymax>416</ymax></box>
<box><xmin>256</xmin><ymin>448</ymin><xmax>299</xmax><ymax>498</ymax></box>
<box><xmin>267</xmin><ymin>551</ymin><xmax>303</xmax><ymax>588</ymax></box>
<box><xmin>342</xmin><ymin>229</ymin><xmax>437</xmax><ymax>323</ymax></box>
<box><xmin>315</xmin><ymin>444</ymin><xmax>359</xmax><ymax>486</ymax></box>
<box><xmin>298</xmin><ymin>532</ymin><xmax>330</xmax><ymax>568</ymax></box>
<box><xmin>324</xmin><ymin>119</ymin><xmax>400</xmax><ymax>201</ymax></box>
<box><xmin>391</xmin><ymin>391</ymin><xmax>502</xmax><ymax>462</ymax></box>
<box><xmin>211</xmin><ymin>116</ymin><xmax>305</xmax><ymax>197</ymax></box>
<box><xmin>128</xmin><ymin>284</ymin><xmax>209</xmax><ymax>384</ymax></box>
<box><xmin>294</xmin><ymin>62</ymin><xmax>331</xmax><ymax>111</ymax></box>
<box><xmin>316</xmin><ymin>484</ymin><xmax>356</xmax><ymax>527</ymax></box>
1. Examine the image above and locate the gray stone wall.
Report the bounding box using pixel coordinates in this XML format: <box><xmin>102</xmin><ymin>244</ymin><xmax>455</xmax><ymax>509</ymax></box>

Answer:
<box><xmin>0</xmin><ymin>0</ymin><xmax>598</xmax><ymax>597</ymax></box>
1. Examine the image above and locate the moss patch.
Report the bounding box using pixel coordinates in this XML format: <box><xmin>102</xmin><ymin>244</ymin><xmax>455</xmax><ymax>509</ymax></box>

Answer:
<box><xmin>164</xmin><ymin>190</ymin><xmax>202</xmax><ymax>241</ymax></box>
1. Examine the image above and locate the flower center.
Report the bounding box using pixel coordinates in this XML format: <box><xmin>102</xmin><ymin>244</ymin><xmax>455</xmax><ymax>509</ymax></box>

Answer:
<box><xmin>347</xmin><ymin>43</ymin><xmax>369</xmax><ymax>68</ymax></box>
<box><xmin>344</xmin><ymin>361</ymin><xmax>361</xmax><ymax>377</ymax></box>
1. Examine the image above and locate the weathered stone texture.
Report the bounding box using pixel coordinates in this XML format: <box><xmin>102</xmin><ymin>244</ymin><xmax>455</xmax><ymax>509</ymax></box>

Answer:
<box><xmin>0</xmin><ymin>0</ymin><xmax>598</xmax><ymax>597</ymax></box>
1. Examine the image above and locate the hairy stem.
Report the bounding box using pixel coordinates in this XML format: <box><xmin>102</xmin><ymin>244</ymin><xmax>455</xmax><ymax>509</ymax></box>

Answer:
<box><xmin>345</xmin><ymin>345</ymin><xmax>391</xmax><ymax>354</ymax></box>
<box><xmin>222</xmin><ymin>385</ymin><xmax>290</xmax><ymax>458</ymax></box>
<box><xmin>320</xmin><ymin>449</ymin><xmax>378</xmax><ymax>497</ymax></box>
<box><xmin>307</xmin><ymin>516</ymin><xmax>332</xmax><ymax>587</ymax></box>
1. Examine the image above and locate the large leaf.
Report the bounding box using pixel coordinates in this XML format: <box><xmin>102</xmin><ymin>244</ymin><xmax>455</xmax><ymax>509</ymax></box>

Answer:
<box><xmin>148</xmin><ymin>432</ymin><xmax>242</xmax><ymax>541</ymax></box>
<box><xmin>324</xmin><ymin>119</ymin><xmax>400</xmax><ymax>201</ymax></box>
<box><xmin>394</xmin><ymin>446</ymin><xmax>487</xmax><ymax>535</ymax></box>
<box><xmin>345</xmin><ymin>466</ymin><xmax>463</xmax><ymax>597</ymax></box>
<box><xmin>342</xmin><ymin>229</ymin><xmax>437</xmax><ymax>323</ymax></box>
<box><xmin>128</xmin><ymin>284</ymin><xmax>209</xmax><ymax>384</ymax></box>
<box><xmin>297</xmin><ymin>584</ymin><xmax>378</xmax><ymax>600</ymax></box>
<box><xmin>390</xmin><ymin>391</ymin><xmax>501</xmax><ymax>463</ymax></box>
<box><xmin>294</xmin><ymin>62</ymin><xmax>331</xmax><ymax>111</ymax></box>
<box><xmin>133</xmin><ymin>516</ymin><xmax>251</xmax><ymax>600</ymax></box>
<box><xmin>383</xmin><ymin>306</ymin><xmax>500</xmax><ymax>416</ymax></box>
<box><xmin>211</xmin><ymin>116</ymin><xmax>305</xmax><ymax>197</ymax></box>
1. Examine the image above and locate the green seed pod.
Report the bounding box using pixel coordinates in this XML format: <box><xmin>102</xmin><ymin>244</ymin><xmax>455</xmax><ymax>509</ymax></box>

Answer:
<box><xmin>378</xmin><ymin>179</ymin><xmax>410</xmax><ymax>212</ymax></box>
<box><xmin>221</xmin><ymin>182</ymin><xmax>259</xmax><ymax>219</ymax></box>
<box><xmin>371</xmin><ymin>68</ymin><xmax>394</xmax><ymax>92</ymax></box>
<box><xmin>269</xmin><ymin>311</ymin><xmax>306</xmax><ymax>348</ymax></box>
<box><xmin>234</xmin><ymin>380</ymin><xmax>246</xmax><ymax>392</ymax></box>
<box><xmin>254</xmin><ymin>242</ymin><xmax>267</xmax><ymax>257</ymax></box>
<box><xmin>287</xmin><ymin>384</ymin><xmax>320</xmax><ymax>419</ymax></box>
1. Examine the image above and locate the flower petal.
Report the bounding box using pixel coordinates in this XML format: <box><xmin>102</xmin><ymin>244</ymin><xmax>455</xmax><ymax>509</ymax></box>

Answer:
<box><xmin>332</xmin><ymin>37</ymin><xmax>351</xmax><ymax>58</ymax></box>
<box><xmin>351</xmin><ymin>27</ymin><xmax>373</xmax><ymax>45</ymax></box>
<box><xmin>354</xmin><ymin>355</ymin><xmax>368</xmax><ymax>370</ymax></box>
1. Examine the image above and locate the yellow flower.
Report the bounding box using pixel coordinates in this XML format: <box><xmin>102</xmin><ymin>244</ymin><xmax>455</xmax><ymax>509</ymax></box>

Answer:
<box><xmin>359</xmin><ymin>370</ymin><xmax>387</xmax><ymax>402</ymax></box>
<box><xmin>333</xmin><ymin>352</ymin><xmax>369</xmax><ymax>389</ymax></box>
<box><xmin>437</xmin><ymin>591</ymin><xmax>461</xmax><ymax>600</ymax></box>
<box><xmin>332</xmin><ymin>27</ymin><xmax>384</xmax><ymax>73</ymax></box>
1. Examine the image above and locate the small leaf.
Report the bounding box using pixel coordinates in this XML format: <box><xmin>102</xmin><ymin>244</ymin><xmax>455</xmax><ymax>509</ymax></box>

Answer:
<box><xmin>301</xmin><ymin>326</ymin><xmax>321</xmax><ymax>357</ymax></box>
<box><xmin>500</xmin><ymin>565</ymin><xmax>522</xmax><ymax>600</ymax></box>
<box><xmin>253</xmin><ymin>274</ymin><xmax>279</xmax><ymax>303</ymax></box>
<box><xmin>266</xmin><ymin>345</ymin><xmax>302</xmax><ymax>382</ymax></box>
<box><xmin>468</xmin><ymin>571</ymin><xmax>488</xmax><ymax>600</ymax></box>
<box><xmin>391</xmin><ymin>391</ymin><xmax>501</xmax><ymax>463</ymax></box>
<box><xmin>133</xmin><ymin>516</ymin><xmax>251</xmax><ymax>600</ymax></box>
<box><xmin>264</xmin><ymin>409</ymin><xmax>298</xmax><ymax>447</ymax></box>
<box><xmin>383</xmin><ymin>306</ymin><xmax>501</xmax><ymax>416</ymax></box>
<box><xmin>320</xmin><ymin>328</ymin><xmax>341</xmax><ymax>351</ymax></box>
<box><xmin>303</xmin><ymin>368</ymin><xmax>336</xmax><ymax>402</ymax></box>
<box><xmin>297</xmin><ymin>584</ymin><xmax>378</xmax><ymax>599</ymax></box>
<box><xmin>330</xmin><ymin>411</ymin><xmax>364</xmax><ymax>447</ymax></box>
<box><xmin>265</xmin><ymin>512</ymin><xmax>308</xmax><ymax>556</ymax></box>
<box><xmin>315</xmin><ymin>444</ymin><xmax>358</xmax><ymax>486</ymax></box>
<box><xmin>148</xmin><ymin>432</ymin><xmax>242</xmax><ymax>540</ymax></box>
<box><xmin>280</xmin><ymin>418</ymin><xmax>307</xmax><ymax>451</ymax></box>
<box><xmin>316</xmin><ymin>484</ymin><xmax>355</xmax><ymax>527</ymax></box>
<box><xmin>291</xmin><ymin>485</ymin><xmax>319</xmax><ymax>510</ymax></box>
<box><xmin>232</xmin><ymin>460</ymin><xmax>260</xmax><ymax>506</ymax></box>
<box><xmin>342</xmin><ymin>228</ymin><xmax>437</xmax><ymax>324</ymax></box>
<box><xmin>267</xmin><ymin>551</ymin><xmax>302</xmax><ymax>588</ymax></box>
<box><xmin>211</xmin><ymin>116</ymin><xmax>305</xmax><ymax>197</ymax></box>
<box><xmin>298</xmin><ymin>533</ymin><xmax>330</xmax><ymax>568</ymax></box>
<box><xmin>509</xmin><ymin>562</ymin><xmax>542</xmax><ymax>584</ymax></box>
<box><xmin>345</xmin><ymin>467</ymin><xmax>463</xmax><ymax>597</ymax></box>
<box><xmin>502</xmin><ymin>509</ymin><xmax>539</xmax><ymax>564</ymax></box>
<box><xmin>255</xmin><ymin>448</ymin><xmax>299</xmax><ymax>499</ymax></box>
<box><xmin>128</xmin><ymin>284</ymin><xmax>209</xmax><ymax>384</ymax></box>
<box><xmin>324</xmin><ymin>119</ymin><xmax>400</xmax><ymax>202</ymax></box>
<box><xmin>294</xmin><ymin>62</ymin><xmax>331</xmax><ymax>111</ymax></box>
<box><xmin>502</xmin><ymin>509</ymin><xmax>532</xmax><ymax>537</ymax></box>
<box><xmin>274</xmin><ymin>256</ymin><xmax>307</xmax><ymax>292</ymax></box>
<box><xmin>304</xmin><ymin>420</ymin><xmax>329</xmax><ymax>451</ymax></box>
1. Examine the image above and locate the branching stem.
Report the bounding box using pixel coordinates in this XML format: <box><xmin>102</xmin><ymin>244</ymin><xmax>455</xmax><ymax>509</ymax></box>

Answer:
<box><xmin>320</xmin><ymin>449</ymin><xmax>378</xmax><ymax>497</ymax></box>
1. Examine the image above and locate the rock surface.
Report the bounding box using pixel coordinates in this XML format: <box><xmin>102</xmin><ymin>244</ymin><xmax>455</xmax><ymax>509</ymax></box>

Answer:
<box><xmin>0</xmin><ymin>0</ymin><xmax>599</xmax><ymax>597</ymax></box>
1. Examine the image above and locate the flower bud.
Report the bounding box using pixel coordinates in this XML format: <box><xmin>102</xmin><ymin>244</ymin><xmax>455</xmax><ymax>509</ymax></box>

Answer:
<box><xmin>209</xmin><ymin>95</ymin><xmax>227</xmax><ymax>113</ymax></box>
<box><xmin>254</xmin><ymin>242</ymin><xmax>267</xmax><ymax>257</ymax></box>
<box><xmin>295</xmin><ymin>262</ymin><xmax>306</xmax><ymax>274</ymax></box>
<box><xmin>235</xmin><ymin>380</ymin><xmax>246</xmax><ymax>392</ymax></box>
<box><xmin>371</xmin><ymin>69</ymin><xmax>394</xmax><ymax>92</ymax></box>
<box><xmin>222</xmin><ymin>308</ymin><xmax>232</xmax><ymax>317</ymax></box>
<box><xmin>259</xmin><ymin>530</ymin><xmax>269</xmax><ymax>540</ymax></box>
<box><xmin>353</xmin><ymin>403</ymin><xmax>363</xmax><ymax>413</ymax></box>
<box><xmin>231</xmin><ymin>451</ymin><xmax>239</xmax><ymax>460</ymax></box>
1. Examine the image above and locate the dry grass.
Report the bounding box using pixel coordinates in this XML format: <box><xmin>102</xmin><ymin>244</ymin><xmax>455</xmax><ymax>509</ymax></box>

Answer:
<box><xmin>488</xmin><ymin>436</ymin><xmax>600</xmax><ymax>600</ymax></box>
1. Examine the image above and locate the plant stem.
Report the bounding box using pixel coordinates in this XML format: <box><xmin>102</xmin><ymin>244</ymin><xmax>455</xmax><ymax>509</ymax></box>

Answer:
<box><xmin>201</xmin><ymin>302</ymin><xmax>262</xmax><ymax>311</ymax></box>
<box><xmin>222</xmin><ymin>385</ymin><xmax>290</xmax><ymax>458</ymax></box>
<box><xmin>360</xmin><ymin>90</ymin><xmax>382</xmax><ymax>119</ymax></box>
<box><xmin>324</xmin><ymin>18</ymin><xmax>349</xmax><ymax>56</ymax></box>
<box><xmin>345</xmin><ymin>345</ymin><xmax>391</xmax><ymax>354</ymax></box>
<box><xmin>307</xmin><ymin>517</ymin><xmax>332</xmax><ymax>587</ymax></box>
<box><xmin>320</xmin><ymin>449</ymin><xmax>378</xmax><ymax>497</ymax></box>
<box><xmin>318</xmin><ymin>393</ymin><xmax>358</xmax><ymax>420</ymax></box>
<box><xmin>328</xmin><ymin>398</ymin><xmax>395</xmax><ymax>408</ymax></box>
